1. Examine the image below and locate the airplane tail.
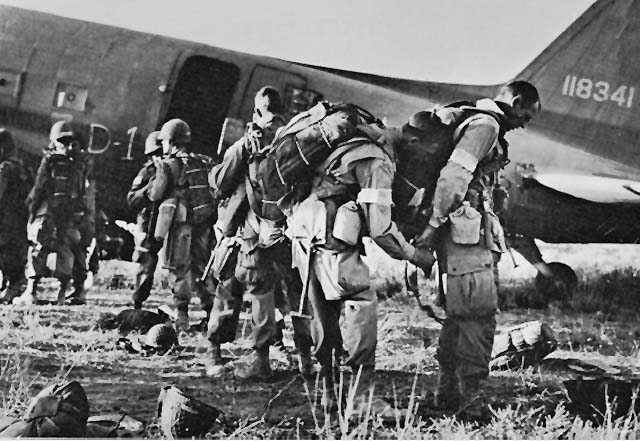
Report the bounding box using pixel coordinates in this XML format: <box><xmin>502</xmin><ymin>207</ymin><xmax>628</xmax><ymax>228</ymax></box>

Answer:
<box><xmin>518</xmin><ymin>0</ymin><xmax>640</xmax><ymax>120</ymax></box>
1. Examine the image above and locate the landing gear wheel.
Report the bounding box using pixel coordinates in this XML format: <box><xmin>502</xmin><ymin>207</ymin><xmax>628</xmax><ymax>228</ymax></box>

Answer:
<box><xmin>535</xmin><ymin>262</ymin><xmax>578</xmax><ymax>306</ymax></box>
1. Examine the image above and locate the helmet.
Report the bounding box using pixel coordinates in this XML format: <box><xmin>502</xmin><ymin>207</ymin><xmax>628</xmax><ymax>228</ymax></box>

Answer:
<box><xmin>49</xmin><ymin>121</ymin><xmax>75</xmax><ymax>142</ymax></box>
<box><xmin>158</xmin><ymin>119</ymin><xmax>191</xmax><ymax>144</ymax></box>
<box><xmin>0</xmin><ymin>129</ymin><xmax>16</xmax><ymax>159</ymax></box>
<box><xmin>144</xmin><ymin>131</ymin><xmax>162</xmax><ymax>155</ymax></box>
<box><xmin>407</xmin><ymin>110</ymin><xmax>433</xmax><ymax>132</ymax></box>
<box><xmin>144</xmin><ymin>323</ymin><xmax>178</xmax><ymax>353</ymax></box>
<box><xmin>157</xmin><ymin>385</ymin><xmax>220</xmax><ymax>439</ymax></box>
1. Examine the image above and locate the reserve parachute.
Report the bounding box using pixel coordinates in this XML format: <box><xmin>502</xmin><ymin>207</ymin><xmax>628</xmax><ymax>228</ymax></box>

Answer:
<box><xmin>179</xmin><ymin>154</ymin><xmax>216</xmax><ymax>224</ymax></box>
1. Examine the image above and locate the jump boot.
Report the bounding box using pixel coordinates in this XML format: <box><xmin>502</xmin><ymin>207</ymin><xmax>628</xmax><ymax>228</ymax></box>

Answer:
<box><xmin>56</xmin><ymin>277</ymin><xmax>71</xmax><ymax>305</ymax></box>
<box><xmin>298</xmin><ymin>346</ymin><xmax>314</xmax><ymax>378</ymax></box>
<box><xmin>65</xmin><ymin>278</ymin><xmax>86</xmax><ymax>305</ymax></box>
<box><xmin>349</xmin><ymin>367</ymin><xmax>391</xmax><ymax>417</ymax></box>
<box><xmin>234</xmin><ymin>347</ymin><xmax>272</xmax><ymax>380</ymax></box>
<box><xmin>12</xmin><ymin>278</ymin><xmax>39</xmax><ymax>306</ymax></box>
<box><xmin>0</xmin><ymin>281</ymin><xmax>24</xmax><ymax>304</ymax></box>
<box><xmin>433</xmin><ymin>371</ymin><xmax>461</xmax><ymax>411</ymax></box>
<box><xmin>204</xmin><ymin>342</ymin><xmax>225</xmax><ymax>376</ymax></box>
<box><xmin>175</xmin><ymin>307</ymin><xmax>190</xmax><ymax>332</ymax></box>
<box><xmin>458</xmin><ymin>374</ymin><xmax>485</xmax><ymax>421</ymax></box>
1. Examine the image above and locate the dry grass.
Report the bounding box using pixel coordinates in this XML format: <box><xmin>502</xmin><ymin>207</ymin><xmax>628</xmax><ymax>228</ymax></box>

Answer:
<box><xmin>1</xmin><ymin>240</ymin><xmax>639</xmax><ymax>438</ymax></box>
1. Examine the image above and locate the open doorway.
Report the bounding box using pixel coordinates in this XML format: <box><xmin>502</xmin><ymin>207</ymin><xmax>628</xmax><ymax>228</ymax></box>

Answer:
<box><xmin>163</xmin><ymin>55</ymin><xmax>240</xmax><ymax>157</ymax></box>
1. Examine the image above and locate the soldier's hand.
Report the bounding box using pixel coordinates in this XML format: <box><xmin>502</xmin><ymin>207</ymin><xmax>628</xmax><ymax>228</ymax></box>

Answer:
<box><xmin>151</xmin><ymin>155</ymin><xmax>164</xmax><ymax>170</ymax></box>
<box><xmin>410</xmin><ymin>247</ymin><xmax>436</xmax><ymax>275</ymax></box>
<box><xmin>414</xmin><ymin>224</ymin><xmax>438</xmax><ymax>248</ymax></box>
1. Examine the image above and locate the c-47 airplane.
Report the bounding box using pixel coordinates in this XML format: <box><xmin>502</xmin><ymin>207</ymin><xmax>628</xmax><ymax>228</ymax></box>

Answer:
<box><xmin>0</xmin><ymin>0</ymin><xmax>636</xmax><ymax>299</ymax></box>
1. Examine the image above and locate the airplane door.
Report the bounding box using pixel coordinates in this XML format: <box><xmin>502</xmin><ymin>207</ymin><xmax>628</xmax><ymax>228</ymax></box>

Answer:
<box><xmin>163</xmin><ymin>55</ymin><xmax>240</xmax><ymax>157</ymax></box>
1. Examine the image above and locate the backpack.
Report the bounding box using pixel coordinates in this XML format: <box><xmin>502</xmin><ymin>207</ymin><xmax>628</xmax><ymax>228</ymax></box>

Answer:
<box><xmin>47</xmin><ymin>154</ymin><xmax>83</xmax><ymax>216</ymax></box>
<box><xmin>178</xmin><ymin>153</ymin><xmax>216</xmax><ymax>224</ymax></box>
<box><xmin>257</xmin><ymin>101</ymin><xmax>383</xmax><ymax>215</ymax></box>
<box><xmin>0</xmin><ymin>157</ymin><xmax>32</xmax><ymax>211</ymax></box>
<box><xmin>392</xmin><ymin>103</ymin><xmax>506</xmax><ymax>239</ymax></box>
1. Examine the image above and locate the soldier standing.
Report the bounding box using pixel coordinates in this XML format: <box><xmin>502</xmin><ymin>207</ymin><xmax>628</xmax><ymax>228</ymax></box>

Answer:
<box><xmin>206</xmin><ymin>86</ymin><xmax>313</xmax><ymax>379</ymax></box>
<box><xmin>128</xmin><ymin>131</ymin><xmax>164</xmax><ymax>309</ymax></box>
<box><xmin>414</xmin><ymin>81</ymin><xmax>540</xmax><ymax>414</ymax></box>
<box><xmin>15</xmin><ymin>121</ymin><xmax>91</xmax><ymax>306</ymax></box>
<box><xmin>0</xmin><ymin>129</ymin><xmax>31</xmax><ymax>304</ymax></box>
<box><xmin>148</xmin><ymin>119</ymin><xmax>216</xmax><ymax>331</ymax></box>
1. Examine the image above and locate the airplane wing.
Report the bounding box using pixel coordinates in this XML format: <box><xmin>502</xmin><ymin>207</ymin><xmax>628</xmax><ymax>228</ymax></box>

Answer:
<box><xmin>531</xmin><ymin>171</ymin><xmax>640</xmax><ymax>204</ymax></box>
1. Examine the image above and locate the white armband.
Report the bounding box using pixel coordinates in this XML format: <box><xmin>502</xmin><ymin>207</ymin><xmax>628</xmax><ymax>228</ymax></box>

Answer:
<box><xmin>356</xmin><ymin>188</ymin><xmax>394</xmax><ymax>206</ymax></box>
<box><xmin>449</xmin><ymin>149</ymin><xmax>479</xmax><ymax>173</ymax></box>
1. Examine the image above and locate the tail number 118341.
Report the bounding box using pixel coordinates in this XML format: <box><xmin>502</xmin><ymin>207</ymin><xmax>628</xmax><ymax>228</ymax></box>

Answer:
<box><xmin>561</xmin><ymin>75</ymin><xmax>634</xmax><ymax>108</ymax></box>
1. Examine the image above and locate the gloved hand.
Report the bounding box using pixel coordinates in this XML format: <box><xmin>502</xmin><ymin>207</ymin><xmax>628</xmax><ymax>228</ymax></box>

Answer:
<box><xmin>414</xmin><ymin>224</ymin><xmax>438</xmax><ymax>249</ymax></box>
<box><xmin>410</xmin><ymin>246</ymin><xmax>436</xmax><ymax>275</ymax></box>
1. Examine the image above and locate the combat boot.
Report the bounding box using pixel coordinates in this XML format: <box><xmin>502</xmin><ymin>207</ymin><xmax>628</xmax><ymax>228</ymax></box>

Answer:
<box><xmin>57</xmin><ymin>278</ymin><xmax>71</xmax><ymax>306</ymax></box>
<box><xmin>298</xmin><ymin>346</ymin><xmax>314</xmax><ymax>378</ymax></box>
<box><xmin>348</xmin><ymin>367</ymin><xmax>392</xmax><ymax>418</ymax></box>
<box><xmin>458</xmin><ymin>374</ymin><xmax>485</xmax><ymax>421</ymax></box>
<box><xmin>66</xmin><ymin>281</ymin><xmax>86</xmax><ymax>305</ymax></box>
<box><xmin>12</xmin><ymin>278</ymin><xmax>39</xmax><ymax>306</ymax></box>
<box><xmin>433</xmin><ymin>371</ymin><xmax>461</xmax><ymax>410</ymax></box>
<box><xmin>234</xmin><ymin>347</ymin><xmax>272</xmax><ymax>380</ymax></box>
<box><xmin>0</xmin><ymin>284</ymin><xmax>22</xmax><ymax>304</ymax></box>
<box><xmin>175</xmin><ymin>308</ymin><xmax>190</xmax><ymax>332</ymax></box>
<box><xmin>204</xmin><ymin>343</ymin><xmax>225</xmax><ymax>376</ymax></box>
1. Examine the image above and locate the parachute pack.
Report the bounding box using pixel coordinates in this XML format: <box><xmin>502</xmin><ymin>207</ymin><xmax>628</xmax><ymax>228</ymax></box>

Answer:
<box><xmin>0</xmin><ymin>157</ymin><xmax>32</xmax><ymax>210</ymax></box>
<box><xmin>393</xmin><ymin>103</ymin><xmax>506</xmax><ymax>239</ymax></box>
<box><xmin>178</xmin><ymin>154</ymin><xmax>216</xmax><ymax>224</ymax></box>
<box><xmin>257</xmin><ymin>101</ymin><xmax>384</xmax><ymax>213</ymax></box>
<box><xmin>48</xmin><ymin>154</ymin><xmax>82</xmax><ymax>215</ymax></box>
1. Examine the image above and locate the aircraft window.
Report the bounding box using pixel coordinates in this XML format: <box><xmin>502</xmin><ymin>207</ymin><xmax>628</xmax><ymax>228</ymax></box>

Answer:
<box><xmin>0</xmin><ymin>70</ymin><xmax>22</xmax><ymax>98</ymax></box>
<box><xmin>285</xmin><ymin>87</ymin><xmax>323</xmax><ymax>117</ymax></box>
<box><xmin>53</xmin><ymin>82</ymin><xmax>88</xmax><ymax>111</ymax></box>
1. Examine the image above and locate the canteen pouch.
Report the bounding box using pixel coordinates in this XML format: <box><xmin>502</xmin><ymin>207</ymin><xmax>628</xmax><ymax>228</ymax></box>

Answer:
<box><xmin>332</xmin><ymin>201</ymin><xmax>362</xmax><ymax>246</ymax></box>
<box><xmin>449</xmin><ymin>202</ymin><xmax>481</xmax><ymax>245</ymax></box>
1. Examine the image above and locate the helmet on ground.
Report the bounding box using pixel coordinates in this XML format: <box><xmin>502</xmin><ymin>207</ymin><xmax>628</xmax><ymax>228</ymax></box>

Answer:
<box><xmin>144</xmin><ymin>131</ymin><xmax>162</xmax><ymax>155</ymax></box>
<box><xmin>145</xmin><ymin>323</ymin><xmax>178</xmax><ymax>353</ymax></box>
<box><xmin>158</xmin><ymin>119</ymin><xmax>191</xmax><ymax>144</ymax></box>
<box><xmin>49</xmin><ymin>120</ymin><xmax>75</xmax><ymax>142</ymax></box>
<box><xmin>157</xmin><ymin>385</ymin><xmax>220</xmax><ymax>439</ymax></box>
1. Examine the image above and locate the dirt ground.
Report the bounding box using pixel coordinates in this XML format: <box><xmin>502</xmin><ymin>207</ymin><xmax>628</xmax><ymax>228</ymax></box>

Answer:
<box><xmin>1</xmin><ymin>242</ymin><xmax>640</xmax><ymax>438</ymax></box>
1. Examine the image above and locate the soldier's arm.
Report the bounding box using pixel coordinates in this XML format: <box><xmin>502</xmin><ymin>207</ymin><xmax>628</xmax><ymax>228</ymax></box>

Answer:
<box><xmin>428</xmin><ymin>116</ymin><xmax>499</xmax><ymax>228</ymax></box>
<box><xmin>0</xmin><ymin>163</ymin><xmax>10</xmax><ymax>202</ymax></box>
<box><xmin>25</xmin><ymin>157</ymin><xmax>49</xmax><ymax>211</ymax></box>
<box><xmin>147</xmin><ymin>160</ymin><xmax>170</xmax><ymax>202</ymax></box>
<box><xmin>127</xmin><ymin>166</ymin><xmax>153</xmax><ymax>210</ymax></box>
<box><xmin>354</xmin><ymin>156</ymin><xmax>415</xmax><ymax>261</ymax></box>
<box><xmin>208</xmin><ymin>138</ymin><xmax>246</xmax><ymax>199</ymax></box>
